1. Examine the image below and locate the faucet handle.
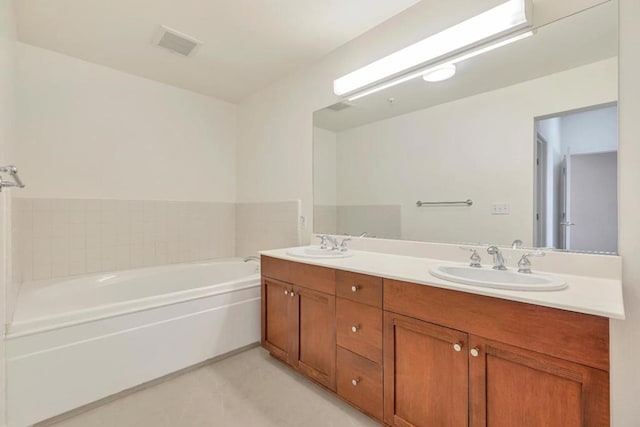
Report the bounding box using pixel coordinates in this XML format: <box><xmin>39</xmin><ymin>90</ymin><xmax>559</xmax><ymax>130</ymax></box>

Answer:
<box><xmin>339</xmin><ymin>238</ymin><xmax>351</xmax><ymax>252</ymax></box>
<box><xmin>460</xmin><ymin>247</ymin><xmax>482</xmax><ymax>268</ymax></box>
<box><xmin>316</xmin><ymin>235</ymin><xmax>329</xmax><ymax>250</ymax></box>
<box><xmin>518</xmin><ymin>251</ymin><xmax>545</xmax><ymax>274</ymax></box>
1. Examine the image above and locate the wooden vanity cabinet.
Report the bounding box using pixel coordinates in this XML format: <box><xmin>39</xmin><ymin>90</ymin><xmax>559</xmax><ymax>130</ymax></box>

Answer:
<box><xmin>261</xmin><ymin>256</ymin><xmax>611</xmax><ymax>427</ymax></box>
<box><xmin>383</xmin><ymin>312</ymin><xmax>469</xmax><ymax>426</ymax></box>
<box><xmin>261</xmin><ymin>257</ymin><xmax>337</xmax><ymax>391</ymax></box>
<box><xmin>468</xmin><ymin>335</ymin><xmax>609</xmax><ymax>427</ymax></box>
<box><xmin>383</xmin><ymin>278</ymin><xmax>610</xmax><ymax>427</ymax></box>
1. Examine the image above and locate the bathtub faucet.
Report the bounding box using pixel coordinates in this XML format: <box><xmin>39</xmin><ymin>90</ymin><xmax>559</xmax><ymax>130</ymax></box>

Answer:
<box><xmin>243</xmin><ymin>256</ymin><xmax>260</xmax><ymax>263</ymax></box>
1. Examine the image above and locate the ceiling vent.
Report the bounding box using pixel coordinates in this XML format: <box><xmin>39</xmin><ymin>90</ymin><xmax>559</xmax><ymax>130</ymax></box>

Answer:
<box><xmin>327</xmin><ymin>102</ymin><xmax>353</xmax><ymax>112</ymax></box>
<box><xmin>154</xmin><ymin>26</ymin><xmax>203</xmax><ymax>57</ymax></box>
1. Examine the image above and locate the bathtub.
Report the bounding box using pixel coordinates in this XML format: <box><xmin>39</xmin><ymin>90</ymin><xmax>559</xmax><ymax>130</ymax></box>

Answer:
<box><xmin>5</xmin><ymin>259</ymin><xmax>261</xmax><ymax>427</ymax></box>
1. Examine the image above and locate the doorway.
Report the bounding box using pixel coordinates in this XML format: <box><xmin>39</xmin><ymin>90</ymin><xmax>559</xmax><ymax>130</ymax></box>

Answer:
<box><xmin>534</xmin><ymin>104</ymin><xmax>618</xmax><ymax>253</ymax></box>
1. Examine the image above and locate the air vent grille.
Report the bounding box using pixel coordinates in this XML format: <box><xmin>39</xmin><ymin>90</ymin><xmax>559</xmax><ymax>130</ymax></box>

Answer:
<box><xmin>155</xmin><ymin>26</ymin><xmax>202</xmax><ymax>57</ymax></box>
<box><xmin>327</xmin><ymin>102</ymin><xmax>352</xmax><ymax>112</ymax></box>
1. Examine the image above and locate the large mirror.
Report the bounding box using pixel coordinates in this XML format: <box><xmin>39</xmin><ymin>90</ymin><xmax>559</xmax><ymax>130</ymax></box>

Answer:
<box><xmin>313</xmin><ymin>1</ymin><xmax>618</xmax><ymax>254</ymax></box>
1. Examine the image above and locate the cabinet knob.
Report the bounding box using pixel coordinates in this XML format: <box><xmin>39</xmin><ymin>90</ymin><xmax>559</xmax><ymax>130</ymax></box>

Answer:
<box><xmin>284</xmin><ymin>290</ymin><xmax>289</xmax><ymax>296</ymax></box>
<box><xmin>453</xmin><ymin>343</ymin><xmax>463</xmax><ymax>352</ymax></box>
<box><xmin>351</xmin><ymin>378</ymin><xmax>360</xmax><ymax>386</ymax></box>
<box><xmin>351</xmin><ymin>285</ymin><xmax>360</xmax><ymax>292</ymax></box>
<box><xmin>351</xmin><ymin>325</ymin><xmax>360</xmax><ymax>333</ymax></box>
<box><xmin>470</xmin><ymin>348</ymin><xmax>480</xmax><ymax>357</ymax></box>
<box><xmin>290</xmin><ymin>291</ymin><xmax>296</xmax><ymax>298</ymax></box>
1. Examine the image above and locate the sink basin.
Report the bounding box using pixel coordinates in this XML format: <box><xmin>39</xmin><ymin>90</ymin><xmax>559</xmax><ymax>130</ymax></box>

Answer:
<box><xmin>429</xmin><ymin>264</ymin><xmax>566</xmax><ymax>291</ymax></box>
<box><xmin>286</xmin><ymin>246</ymin><xmax>354</xmax><ymax>259</ymax></box>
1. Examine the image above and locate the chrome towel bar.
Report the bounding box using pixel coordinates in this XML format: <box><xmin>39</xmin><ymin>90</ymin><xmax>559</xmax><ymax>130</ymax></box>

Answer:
<box><xmin>416</xmin><ymin>199</ymin><xmax>473</xmax><ymax>207</ymax></box>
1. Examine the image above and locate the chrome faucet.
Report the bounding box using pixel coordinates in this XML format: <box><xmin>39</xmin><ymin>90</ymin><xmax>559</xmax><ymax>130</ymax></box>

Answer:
<box><xmin>486</xmin><ymin>246</ymin><xmax>507</xmax><ymax>270</ymax></box>
<box><xmin>339</xmin><ymin>238</ymin><xmax>351</xmax><ymax>252</ymax></box>
<box><xmin>460</xmin><ymin>247</ymin><xmax>482</xmax><ymax>268</ymax></box>
<box><xmin>326</xmin><ymin>236</ymin><xmax>339</xmax><ymax>251</ymax></box>
<box><xmin>512</xmin><ymin>239</ymin><xmax>523</xmax><ymax>249</ymax></box>
<box><xmin>317</xmin><ymin>235</ymin><xmax>329</xmax><ymax>249</ymax></box>
<box><xmin>243</xmin><ymin>256</ymin><xmax>260</xmax><ymax>263</ymax></box>
<box><xmin>517</xmin><ymin>252</ymin><xmax>545</xmax><ymax>274</ymax></box>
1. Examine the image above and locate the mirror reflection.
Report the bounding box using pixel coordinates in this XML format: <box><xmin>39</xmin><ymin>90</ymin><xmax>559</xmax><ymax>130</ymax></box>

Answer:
<box><xmin>313</xmin><ymin>1</ymin><xmax>618</xmax><ymax>254</ymax></box>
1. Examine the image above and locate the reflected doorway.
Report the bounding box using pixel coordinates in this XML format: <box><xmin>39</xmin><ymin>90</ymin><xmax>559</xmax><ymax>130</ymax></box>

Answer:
<box><xmin>535</xmin><ymin>104</ymin><xmax>618</xmax><ymax>253</ymax></box>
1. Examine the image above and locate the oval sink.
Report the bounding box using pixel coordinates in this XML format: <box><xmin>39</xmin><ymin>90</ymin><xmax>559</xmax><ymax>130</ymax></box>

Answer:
<box><xmin>429</xmin><ymin>264</ymin><xmax>566</xmax><ymax>291</ymax></box>
<box><xmin>286</xmin><ymin>246</ymin><xmax>354</xmax><ymax>259</ymax></box>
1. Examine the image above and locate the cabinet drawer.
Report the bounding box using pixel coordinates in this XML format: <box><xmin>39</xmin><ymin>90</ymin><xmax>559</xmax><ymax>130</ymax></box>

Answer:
<box><xmin>261</xmin><ymin>256</ymin><xmax>291</xmax><ymax>282</ymax></box>
<box><xmin>337</xmin><ymin>298</ymin><xmax>382</xmax><ymax>364</ymax></box>
<box><xmin>336</xmin><ymin>270</ymin><xmax>382</xmax><ymax>308</ymax></box>
<box><xmin>290</xmin><ymin>262</ymin><xmax>336</xmax><ymax>295</ymax></box>
<box><xmin>337</xmin><ymin>347</ymin><xmax>383</xmax><ymax>421</ymax></box>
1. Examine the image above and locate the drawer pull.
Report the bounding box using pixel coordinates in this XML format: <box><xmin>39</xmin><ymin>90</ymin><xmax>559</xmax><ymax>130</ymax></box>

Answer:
<box><xmin>284</xmin><ymin>290</ymin><xmax>289</xmax><ymax>296</ymax></box>
<box><xmin>470</xmin><ymin>347</ymin><xmax>480</xmax><ymax>357</ymax></box>
<box><xmin>351</xmin><ymin>285</ymin><xmax>360</xmax><ymax>292</ymax></box>
<box><xmin>351</xmin><ymin>378</ymin><xmax>361</xmax><ymax>386</ymax></box>
<box><xmin>351</xmin><ymin>325</ymin><xmax>360</xmax><ymax>333</ymax></box>
<box><xmin>453</xmin><ymin>343</ymin><xmax>463</xmax><ymax>352</ymax></box>
<box><xmin>290</xmin><ymin>291</ymin><xmax>296</xmax><ymax>298</ymax></box>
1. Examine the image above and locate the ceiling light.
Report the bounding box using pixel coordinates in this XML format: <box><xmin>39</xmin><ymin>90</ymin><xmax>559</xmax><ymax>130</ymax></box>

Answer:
<box><xmin>334</xmin><ymin>0</ymin><xmax>531</xmax><ymax>96</ymax></box>
<box><xmin>423</xmin><ymin>64</ymin><xmax>457</xmax><ymax>82</ymax></box>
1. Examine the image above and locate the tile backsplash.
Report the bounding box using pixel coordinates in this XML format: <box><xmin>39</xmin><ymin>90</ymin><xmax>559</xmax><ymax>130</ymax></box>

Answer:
<box><xmin>12</xmin><ymin>198</ymin><xmax>236</xmax><ymax>282</ymax></box>
<box><xmin>236</xmin><ymin>201</ymin><xmax>301</xmax><ymax>257</ymax></box>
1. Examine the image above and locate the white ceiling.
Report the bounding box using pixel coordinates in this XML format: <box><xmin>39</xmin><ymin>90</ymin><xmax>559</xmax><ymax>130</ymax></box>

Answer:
<box><xmin>13</xmin><ymin>0</ymin><xmax>421</xmax><ymax>102</ymax></box>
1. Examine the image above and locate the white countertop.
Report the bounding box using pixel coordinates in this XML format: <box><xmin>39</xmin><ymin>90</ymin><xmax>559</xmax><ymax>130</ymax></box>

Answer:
<box><xmin>260</xmin><ymin>247</ymin><xmax>625</xmax><ymax>320</ymax></box>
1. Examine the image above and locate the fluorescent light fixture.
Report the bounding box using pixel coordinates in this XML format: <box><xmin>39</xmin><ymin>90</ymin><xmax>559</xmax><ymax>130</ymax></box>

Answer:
<box><xmin>347</xmin><ymin>30</ymin><xmax>533</xmax><ymax>101</ymax></box>
<box><xmin>423</xmin><ymin>64</ymin><xmax>457</xmax><ymax>82</ymax></box>
<box><xmin>447</xmin><ymin>30</ymin><xmax>533</xmax><ymax>65</ymax></box>
<box><xmin>334</xmin><ymin>0</ymin><xmax>530</xmax><ymax>96</ymax></box>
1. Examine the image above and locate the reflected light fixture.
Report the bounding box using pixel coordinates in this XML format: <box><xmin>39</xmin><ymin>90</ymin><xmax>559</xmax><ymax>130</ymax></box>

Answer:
<box><xmin>347</xmin><ymin>30</ymin><xmax>533</xmax><ymax>101</ymax></box>
<box><xmin>335</xmin><ymin>0</ymin><xmax>531</xmax><ymax>97</ymax></box>
<box><xmin>423</xmin><ymin>64</ymin><xmax>457</xmax><ymax>82</ymax></box>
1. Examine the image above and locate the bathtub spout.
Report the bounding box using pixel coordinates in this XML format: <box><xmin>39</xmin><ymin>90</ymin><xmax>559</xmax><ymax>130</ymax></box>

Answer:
<box><xmin>243</xmin><ymin>256</ymin><xmax>260</xmax><ymax>263</ymax></box>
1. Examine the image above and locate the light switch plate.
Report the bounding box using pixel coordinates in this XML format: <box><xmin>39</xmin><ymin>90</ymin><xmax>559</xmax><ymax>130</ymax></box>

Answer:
<box><xmin>491</xmin><ymin>203</ymin><xmax>510</xmax><ymax>215</ymax></box>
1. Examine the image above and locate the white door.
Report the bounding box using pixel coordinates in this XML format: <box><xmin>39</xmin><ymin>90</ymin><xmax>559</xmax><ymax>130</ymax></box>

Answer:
<box><xmin>568</xmin><ymin>152</ymin><xmax>618</xmax><ymax>252</ymax></box>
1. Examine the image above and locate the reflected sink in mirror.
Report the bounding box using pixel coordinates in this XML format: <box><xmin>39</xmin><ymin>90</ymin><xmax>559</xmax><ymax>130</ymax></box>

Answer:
<box><xmin>286</xmin><ymin>246</ymin><xmax>354</xmax><ymax>259</ymax></box>
<box><xmin>429</xmin><ymin>264</ymin><xmax>567</xmax><ymax>291</ymax></box>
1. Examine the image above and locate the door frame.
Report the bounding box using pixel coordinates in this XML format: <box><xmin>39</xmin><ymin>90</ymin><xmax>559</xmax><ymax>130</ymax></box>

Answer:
<box><xmin>534</xmin><ymin>133</ymin><xmax>548</xmax><ymax>247</ymax></box>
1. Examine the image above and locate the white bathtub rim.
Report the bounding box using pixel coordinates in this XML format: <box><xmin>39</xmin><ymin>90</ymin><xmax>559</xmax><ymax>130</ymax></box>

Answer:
<box><xmin>15</xmin><ymin>257</ymin><xmax>256</xmax><ymax>294</ymax></box>
<box><xmin>8</xmin><ymin>275</ymin><xmax>260</xmax><ymax>339</ymax></box>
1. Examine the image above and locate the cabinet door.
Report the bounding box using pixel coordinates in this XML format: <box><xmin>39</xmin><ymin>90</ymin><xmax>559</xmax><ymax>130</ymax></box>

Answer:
<box><xmin>384</xmin><ymin>312</ymin><xmax>469</xmax><ymax>427</ymax></box>
<box><xmin>469</xmin><ymin>335</ymin><xmax>609</xmax><ymax>427</ymax></box>
<box><xmin>262</xmin><ymin>278</ymin><xmax>295</xmax><ymax>364</ymax></box>
<box><xmin>294</xmin><ymin>285</ymin><xmax>337</xmax><ymax>391</ymax></box>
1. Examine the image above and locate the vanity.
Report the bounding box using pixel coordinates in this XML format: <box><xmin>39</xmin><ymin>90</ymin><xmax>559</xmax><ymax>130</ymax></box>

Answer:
<box><xmin>259</xmin><ymin>248</ymin><xmax>623</xmax><ymax>427</ymax></box>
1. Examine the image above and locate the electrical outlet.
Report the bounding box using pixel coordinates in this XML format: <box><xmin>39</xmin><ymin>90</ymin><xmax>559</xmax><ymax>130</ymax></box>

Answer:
<box><xmin>491</xmin><ymin>203</ymin><xmax>510</xmax><ymax>215</ymax></box>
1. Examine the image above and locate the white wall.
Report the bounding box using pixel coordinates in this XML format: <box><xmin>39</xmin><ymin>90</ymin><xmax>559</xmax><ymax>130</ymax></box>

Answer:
<box><xmin>331</xmin><ymin>60</ymin><xmax>616</xmax><ymax>246</ymax></box>
<box><xmin>15</xmin><ymin>42</ymin><xmax>237</xmax><ymax>202</ymax></box>
<box><xmin>237</xmin><ymin>0</ymin><xmax>638</xmax><ymax>424</ymax></box>
<box><xmin>312</xmin><ymin>127</ymin><xmax>337</xmax><ymax>206</ymax></box>
<box><xmin>0</xmin><ymin>0</ymin><xmax>17</xmax><ymax>424</ymax></box>
<box><xmin>612</xmin><ymin>0</ymin><xmax>640</xmax><ymax>425</ymax></box>
<box><xmin>560</xmin><ymin>105</ymin><xmax>618</xmax><ymax>155</ymax></box>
